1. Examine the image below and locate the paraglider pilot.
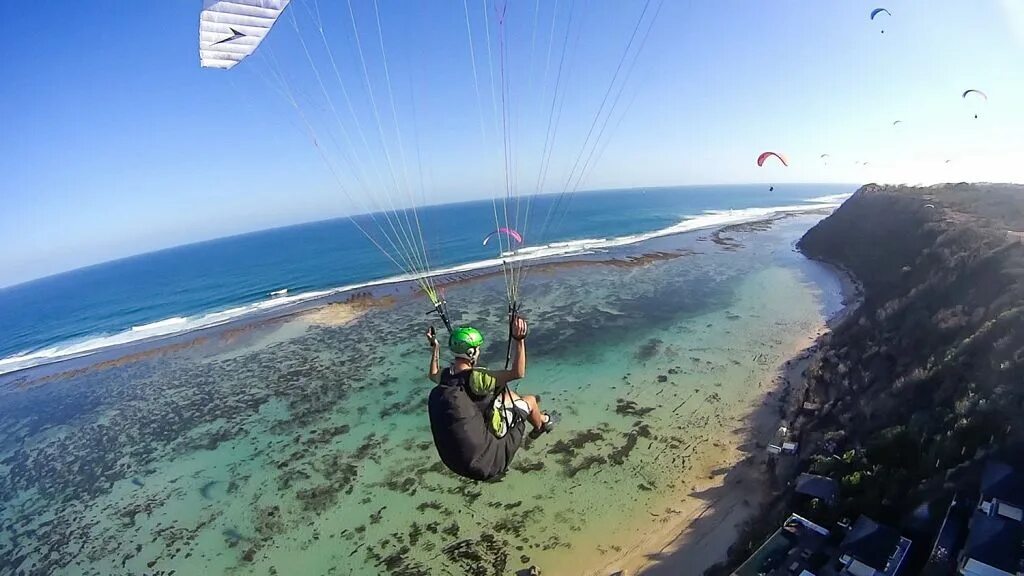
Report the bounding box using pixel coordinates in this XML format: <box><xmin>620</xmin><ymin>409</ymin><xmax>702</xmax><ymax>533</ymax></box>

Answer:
<box><xmin>426</xmin><ymin>317</ymin><xmax>559</xmax><ymax>481</ymax></box>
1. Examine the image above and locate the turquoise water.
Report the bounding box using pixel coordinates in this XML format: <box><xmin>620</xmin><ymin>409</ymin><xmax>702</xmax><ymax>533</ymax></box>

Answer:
<box><xmin>0</xmin><ymin>213</ymin><xmax>845</xmax><ymax>575</ymax></box>
<box><xmin>0</xmin><ymin>185</ymin><xmax>850</xmax><ymax>376</ymax></box>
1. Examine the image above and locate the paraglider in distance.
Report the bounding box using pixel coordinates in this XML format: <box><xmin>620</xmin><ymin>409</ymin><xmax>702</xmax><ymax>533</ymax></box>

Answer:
<box><xmin>962</xmin><ymin>89</ymin><xmax>987</xmax><ymax>119</ymax></box>
<box><xmin>757</xmin><ymin>152</ymin><xmax>786</xmax><ymax>192</ymax></box>
<box><xmin>870</xmin><ymin>8</ymin><xmax>891</xmax><ymax>33</ymax></box>
<box><xmin>756</xmin><ymin>152</ymin><xmax>788</xmax><ymax>167</ymax></box>
<box><xmin>893</xmin><ymin>120</ymin><xmax>903</xmax><ymax>126</ymax></box>
<box><xmin>482</xmin><ymin>228</ymin><xmax>524</xmax><ymax>246</ymax></box>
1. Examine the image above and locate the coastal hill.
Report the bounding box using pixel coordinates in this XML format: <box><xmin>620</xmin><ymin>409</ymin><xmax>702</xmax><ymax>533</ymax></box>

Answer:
<box><xmin>710</xmin><ymin>182</ymin><xmax>1024</xmax><ymax>575</ymax></box>
<box><xmin>762</xmin><ymin>182</ymin><xmax>1024</xmax><ymax>562</ymax></box>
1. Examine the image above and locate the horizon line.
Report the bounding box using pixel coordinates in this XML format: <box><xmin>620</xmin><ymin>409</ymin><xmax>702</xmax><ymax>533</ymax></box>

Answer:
<box><xmin>0</xmin><ymin>182</ymin><xmax>858</xmax><ymax>291</ymax></box>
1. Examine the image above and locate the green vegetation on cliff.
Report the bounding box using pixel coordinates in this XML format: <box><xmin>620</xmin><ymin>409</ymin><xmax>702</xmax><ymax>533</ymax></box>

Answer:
<box><xmin>796</xmin><ymin>183</ymin><xmax>1024</xmax><ymax>524</ymax></box>
<box><xmin>710</xmin><ymin>183</ymin><xmax>1024</xmax><ymax>576</ymax></box>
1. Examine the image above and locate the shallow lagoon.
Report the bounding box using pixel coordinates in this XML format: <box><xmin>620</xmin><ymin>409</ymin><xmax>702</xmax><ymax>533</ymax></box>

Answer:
<box><xmin>0</xmin><ymin>213</ymin><xmax>845</xmax><ymax>576</ymax></box>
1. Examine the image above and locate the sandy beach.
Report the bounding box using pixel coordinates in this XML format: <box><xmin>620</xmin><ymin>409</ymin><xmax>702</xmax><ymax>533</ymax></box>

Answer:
<box><xmin>584</xmin><ymin>251</ymin><xmax>860</xmax><ymax>576</ymax></box>
<box><xmin>585</xmin><ymin>328</ymin><xmax>829</xmax><ymax>576</ymax></box>
<box><xmin>300</xmin><ymin>293</ymin><xmax>395</xmax><ymax>327</ymax></box>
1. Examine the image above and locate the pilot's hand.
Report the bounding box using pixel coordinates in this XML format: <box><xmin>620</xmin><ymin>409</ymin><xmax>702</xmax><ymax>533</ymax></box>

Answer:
<box><xmin>510</xmin><ymin>316</ymin><xmax>528</xmax><ymax>341</ymax></box>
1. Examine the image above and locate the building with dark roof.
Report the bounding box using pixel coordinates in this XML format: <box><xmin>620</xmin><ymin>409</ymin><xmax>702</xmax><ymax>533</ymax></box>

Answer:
<box><xmin>836</xmin><ymin>515</ymin><xmax>912</xmax><ymax>576</ymax></box>
<box><xmin>733</xmin><ymin>514</ymin><xmax>831</xmax><ymax>576</ymax></box>
<box><xmin>795</xmin><ymin>473</ymin><xmax>840</xmax><ymax>508</ymax></box>
<box><xmin>959</xmin><ymin>511</ymin><xmax>1024</xmax><ymax>576</ymax></box>
<box><xmin>980</xmin><ymin>461</ymin><xmax>1024</xmax><ymax>524</ymax></box>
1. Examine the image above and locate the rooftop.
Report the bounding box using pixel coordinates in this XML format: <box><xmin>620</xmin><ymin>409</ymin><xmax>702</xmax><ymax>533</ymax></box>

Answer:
<box><xmin>962</xmin><ymin>511</ymin><xmax>1024</xmax><ymax>576</ymax></box>
<box><xmin>838</xmin><ymin>516</ymin><xmax>912</xmax><ymax>576</ymax></box>
<box><xmin>796</xmin><ymin>473</ymin><xmax>840</xmax><ymax>506</ymax></box>
<box><xmin>734</xmin><ymin>514</ymin><xmax>831</xmax><ymax>576</ymax></box>
<box><xmin>981</xmin><ymin>461</ymin><xmax>1024</xmax><ymax>508</ymax></box>
<box><xmin>840</xmin><ymin>516</ymin><xmax>901</xmax><ymax>570</ymax></box>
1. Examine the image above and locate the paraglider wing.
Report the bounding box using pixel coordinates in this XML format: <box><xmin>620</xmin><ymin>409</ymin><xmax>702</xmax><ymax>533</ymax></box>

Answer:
<box><xmin>870</xmin><ymin>8</ymin><xmax>891</xmax><ymax>20</ymax></box>
<box><xmin>757</xmin><ymin>152</ymin><xmax>788</xmax><ymax>167</ymax></box>
<box><xmin>962</xmin><ymin>90</ymin><xmax>988</xmax><ymax>119</ymax></box>
<box><xmin>893</xmin><ymin>120</ymin><xmax>903</xmax><ymax>126</ymax></box>
<box><xmin>482</xmin><ymin>228</ymin><xmax>524</xmax><ymax>246</ymax></box>
<box><xmin>199</xmin><ymin>0</ymin><xmax>291</xmax><ymax>70</ymax></box>
<box><xmin>819</xmin><ymin>154</ymin><xmax>830</xmax><ymax>158</ymax></box>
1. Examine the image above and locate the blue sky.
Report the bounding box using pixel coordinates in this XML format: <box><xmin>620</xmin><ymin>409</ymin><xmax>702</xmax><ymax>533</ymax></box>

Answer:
<box><xmin>2</xmin><ymin>1</ymin><xmax>1022</xmax><ymax>287</ymax></box>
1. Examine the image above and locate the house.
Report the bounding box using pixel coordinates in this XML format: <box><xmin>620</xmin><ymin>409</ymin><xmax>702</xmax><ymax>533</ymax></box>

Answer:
<box><xmin>959</xmin><ymin>461</ymin><xmax>1024</xmax><ymax>576</ymax></box>
<box><xmin>835</xmin><ymin>515</ymin><xmax>912</xmax><ymax>576</ymax></box>
<box><xmin>795</xmin><ymin>473</ymin><xmax>839</xmax><ymax>508</ymax></box>
<box><xmin>959</xmin><ymin>512</ymin><xmax>1023</xmax><ymax>576</ymax></box>
<box><xmin>733</xmin><ymin>514</ymin><xmax>831</xmax><ymax>576</ymax></box>
<box><xmin>979</xmin><ymin>461</ymin><xmax>1024</xmax><ymax>523</ymax></box>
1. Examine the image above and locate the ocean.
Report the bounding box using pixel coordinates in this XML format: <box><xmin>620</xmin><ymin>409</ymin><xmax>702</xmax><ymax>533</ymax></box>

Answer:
<box><xmin>0</xmin><ymin>185</ymin><xmax>854</xmax><ymax>575</ymax></box>
<box><xmin>0</xmin><ymin>184</ymin><xmax>850</xmax><ymax>376</ymax></box>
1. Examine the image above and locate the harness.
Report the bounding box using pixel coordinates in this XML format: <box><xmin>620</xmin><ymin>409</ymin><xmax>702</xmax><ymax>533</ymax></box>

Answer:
<box><xmin>441</xmin><ymin>367</ymin><xmax>524</xmax><ymax>436</ymax></box>
<box><xmin>439</xmin><ymin>368</ymin><xmax>494</xmax><ymax>419</ymax></box>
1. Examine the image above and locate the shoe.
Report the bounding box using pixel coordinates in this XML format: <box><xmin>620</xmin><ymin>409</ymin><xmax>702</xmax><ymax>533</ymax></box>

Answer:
<box><xmin>529</xmin><ymin>411</ymin><xmax>560</xmax><ymax>440</ymax></box>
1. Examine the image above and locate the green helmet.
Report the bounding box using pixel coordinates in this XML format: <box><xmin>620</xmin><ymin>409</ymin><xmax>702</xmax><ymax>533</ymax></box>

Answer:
<box><xmin>449</xmin><ymin>326</ymin><xmax>484</xmax><ymax>356</ymax></box>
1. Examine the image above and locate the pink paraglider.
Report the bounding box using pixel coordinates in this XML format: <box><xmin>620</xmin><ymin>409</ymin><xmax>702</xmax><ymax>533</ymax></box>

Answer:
<box><xmin>757</xmin><ymin>152</ymin><xmax>788</xmax><ymax>167</ymax></box>
<box><xmin>482</xmin><ymin>228</ymin><xmax>523</xmax><ymax>246</ymax></box>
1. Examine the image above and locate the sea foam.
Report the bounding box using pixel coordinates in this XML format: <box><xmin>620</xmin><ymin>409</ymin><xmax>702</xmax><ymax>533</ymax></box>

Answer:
<box><xmin>0</xmin><ymin>195</ymin><xmax>847</xmax><ymax>376</ymax></box>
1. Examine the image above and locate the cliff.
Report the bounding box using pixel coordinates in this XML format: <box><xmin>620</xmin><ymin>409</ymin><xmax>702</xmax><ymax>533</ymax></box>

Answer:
<box><xmin>709</xmin><ymin>183</ymin><xmax>1024</xmax><ymax>575</ymax></box>
<box><xmin>796</xmin><ymin>183</ymin><xmax>1024</xmax><ymax>522</ymax></box>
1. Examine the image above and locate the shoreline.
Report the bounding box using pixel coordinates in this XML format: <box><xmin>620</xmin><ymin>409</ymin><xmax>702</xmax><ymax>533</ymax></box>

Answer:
<box><xmin>583</xmin><ymin>249</ymin><xmax>862</xmax><ymax>576</ymax></box>
<box><xmin>588</xmin><ymin>327</ymin><xmax>830</xmax><ymax>576</ymax></box>
<box><xmin>0</xmin><ymin>250</ymin><xmax>696</xmax><ymax>390</ymax></box>
<box><xmin>0</xmin><ymin>199</ymin><xmax>846</xmax><ymax>381</ymax></box>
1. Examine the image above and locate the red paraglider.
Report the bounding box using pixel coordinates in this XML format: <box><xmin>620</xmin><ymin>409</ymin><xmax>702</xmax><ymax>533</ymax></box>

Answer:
<box><xmin>482</xmin><ymin>228</ymin><xmax>523</xmax><ymax>246</ymax></box>
<box><xmin>757</xmin><ymin>152</ymin><xmax>788</xmax><ymax>167</ymax></box>
<box><xmin>757</xmin><ymin>152</ymin><xmax>787</xmax><ymax>192</ymax></box>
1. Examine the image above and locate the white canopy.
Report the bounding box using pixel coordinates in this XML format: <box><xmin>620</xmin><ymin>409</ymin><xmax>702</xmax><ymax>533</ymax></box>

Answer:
<box><xmin>199</xmin><ymin>0</ymin><xmax>290</xmax><ymax>70</ymax></box>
